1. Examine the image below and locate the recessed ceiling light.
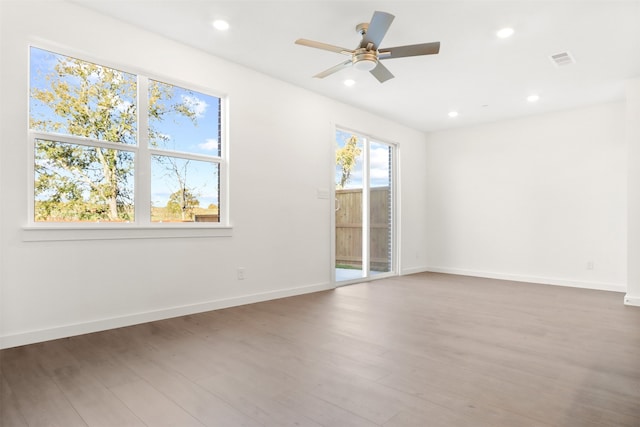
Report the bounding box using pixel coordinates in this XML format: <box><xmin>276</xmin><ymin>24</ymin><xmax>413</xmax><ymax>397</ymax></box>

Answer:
<box><xmin>527</xmin><ymin>94</ymin><xmax>540</xmax><ymax>102</ymax></box>
<box><xmin>496</xmin><ymin>27</ymin><xmax>514</xmax><ymax>38</ymax></box>
<box><xmin>343</xmin><ymin>79</ymin><xmax>355</xmax><ymax>87</ymax></box>
<box><xmin>448</xmin><ymin>111</ymin><xmax>459</xmax><ymax>118</ymax></box>
<box><xmin>212</xmin><ymin>19</ymin><xmax>230</xmax><ymax>31</ymax></box>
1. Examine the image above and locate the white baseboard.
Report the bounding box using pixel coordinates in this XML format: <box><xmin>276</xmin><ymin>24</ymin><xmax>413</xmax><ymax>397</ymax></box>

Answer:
<box><xmin>400</xmin><ymin>266</ymin><xmax>430</xmax><ymax>276</ymax></box>
<box><xmin>624</xmin><ymin>294</ymin><xmax>640</xmax><ymax>306</ymax></box>
<box><xmin>0</xmin><ymin>281</ymin><xmax>334</xmax><ymax>350</ymax></box>
<box><xmin>425</xmin><ymin>266</ymin><xmax>627</xmax><ymax>293</ymax></box>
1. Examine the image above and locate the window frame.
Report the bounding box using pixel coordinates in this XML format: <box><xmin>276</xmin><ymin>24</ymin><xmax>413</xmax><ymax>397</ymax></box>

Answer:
<box><xmin>24</xmin><ymin>43</ymin><xmax>231</xmax><ymax>240</ymax></box>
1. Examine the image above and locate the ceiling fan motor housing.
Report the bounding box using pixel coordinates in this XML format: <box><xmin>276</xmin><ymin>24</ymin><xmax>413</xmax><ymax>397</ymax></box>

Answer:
<box><xmin>356</xmin><ymin>22</ymin><xmax>369</xmax><ymax>36</ymax></box>
<box><xmin>353</xmin><ymin>49</ymin><xmax>378</xmax><ymax>71</ymax></box>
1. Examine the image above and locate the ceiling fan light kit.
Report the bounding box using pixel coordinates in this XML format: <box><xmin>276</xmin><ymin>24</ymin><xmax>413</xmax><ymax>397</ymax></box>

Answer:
<box><xmin>353</xmin><ymin>50</ymin><xmax>378</xmax><ymax>71</ymax></box>
<box><xmin>295</xmin><ymin>11</ymin><xmax>440</xmax><ymax>83</ymax></box>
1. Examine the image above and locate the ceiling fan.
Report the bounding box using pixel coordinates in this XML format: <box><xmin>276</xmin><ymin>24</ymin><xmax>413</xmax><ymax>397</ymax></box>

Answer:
<box><xmin>295</xmin><ymin>11</ymin><xmax>440</xmax><ymax>83</ymax></box>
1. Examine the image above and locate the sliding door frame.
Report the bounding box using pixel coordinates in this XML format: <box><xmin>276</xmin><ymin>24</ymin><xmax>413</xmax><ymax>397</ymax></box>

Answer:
<box><xmin>331</xmin><ymin>125</ymin><xmax>399</xmax><ymax>286</ymax></box>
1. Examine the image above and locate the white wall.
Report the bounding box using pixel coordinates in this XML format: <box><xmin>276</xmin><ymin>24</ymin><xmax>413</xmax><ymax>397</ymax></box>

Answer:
<box><xmin>0</xmin><ymin>1</ymin><xmax>429</xmax><ymax>348</ymax></box>
<box><xmin>626</xmin><ymin>78</ymin><xmax>640</xmax><ymax>306</ymax></box>
<box><xmin>425</xmin><ymin>102</ymin><xmax>627</xmax><ymax>292</ymax></box>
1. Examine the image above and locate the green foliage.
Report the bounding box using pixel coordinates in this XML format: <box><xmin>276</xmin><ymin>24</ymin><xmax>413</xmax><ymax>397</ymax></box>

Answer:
<box><xmin>336</xmin><ymin>135</ymin><xmax>361</xmax><ymax>189</ymax></box>
<box><xmin>31</xmin><ymin>55</ymin><xmax>137</xmax><ymax>221</ymax></box>
<box><xmin>31</xmin><ymin>57</ymin><xmax>137</xmax><ymax>143</ymax></box>
<box><xmin>34</xmin><ymin>139</ymin><xmax>134</xmax><ymax>222</ymax></box>
<box><xmin>31</xmin><ymin>51</ymin><xmax>201</xmax><ymax>222</ymax></box>
<box><xmin>148</xmin><ymin>80</ymin><xmax>198</xmax><ymax>149</ymax></box>
<box><xmin>166</xmin><ymin>188</ymin><xmax>200</xmax><ymax>221</ymax></box>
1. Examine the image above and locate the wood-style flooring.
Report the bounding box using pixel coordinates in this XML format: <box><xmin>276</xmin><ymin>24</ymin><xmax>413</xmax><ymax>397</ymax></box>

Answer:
<box><xmin>1</xmin><ymin>272</ymin><xmax>639</xmax><ymax>426</ymax></box>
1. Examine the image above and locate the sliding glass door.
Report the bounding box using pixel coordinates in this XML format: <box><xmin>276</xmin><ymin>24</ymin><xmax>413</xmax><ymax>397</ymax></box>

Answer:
<box><xmin>334</xmin><ymin>129</ymin><xmax>395</xmax><ymax>283</ymax></box>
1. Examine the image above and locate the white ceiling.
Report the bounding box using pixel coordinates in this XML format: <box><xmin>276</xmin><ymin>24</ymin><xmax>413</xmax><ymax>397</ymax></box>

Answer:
<box><xmin>73</xmin><ymin>0</ymin><xmax>640</xmax><ymax>133</ymax></box>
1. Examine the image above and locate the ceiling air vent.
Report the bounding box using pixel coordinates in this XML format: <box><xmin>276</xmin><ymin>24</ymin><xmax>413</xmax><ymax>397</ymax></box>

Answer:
<box><xmin>549</xmin><ymin>51</ymin><xmax>575</xmax><ymax>67</ymax></box>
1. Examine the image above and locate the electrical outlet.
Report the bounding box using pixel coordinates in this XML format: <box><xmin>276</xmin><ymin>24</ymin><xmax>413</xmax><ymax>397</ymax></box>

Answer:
<box><xmin>587</xmin><ymin>261</ymin><xmax>594</xmax><ymax>270</ymax></box>
<box><xmin>237</xmin><ymin>267</ymin><xmax>246</xmax><ymax>280</ymax></box>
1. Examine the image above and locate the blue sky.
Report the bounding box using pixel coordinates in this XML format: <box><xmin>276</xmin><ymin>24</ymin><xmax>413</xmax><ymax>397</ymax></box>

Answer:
<box><xmin>336</xmin><ymin>130</ymin><xmax>391</xmax><ymax>189</ymax></box>
<box><xmin>30</xmin><ymin>47</ymin><xmax>221</xmax><ymax>209</ymax></box>
<box><xmin>148</xmin><ymin>82</ymin><xmax>220</xmax><ymax>207</ymax></box>
<box><xmin>30</xmin><ymin>47</ymin><xmax>138</xmax><ymax>142</ymax></box>
<box><xmin>149</xmin><ymin>82</ymin><xmax>220</xmax><ymax>157</ymax></box>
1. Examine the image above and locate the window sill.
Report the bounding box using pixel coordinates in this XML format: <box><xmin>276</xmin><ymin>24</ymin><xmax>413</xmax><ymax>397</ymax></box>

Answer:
<box><xmin>22</xmin><ymin>224</ymin><xmax>233</xmax><ymax>242</ymax></box>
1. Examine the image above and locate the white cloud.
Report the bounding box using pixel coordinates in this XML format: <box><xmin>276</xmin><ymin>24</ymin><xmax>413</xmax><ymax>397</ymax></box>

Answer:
<box><xmin>335</xmin><ymin>146</ymin><xmax>391</xmax><ymax>189</ymax></box>
<box><xmin>370</xmin><ymin>147</ymin><xmax>390</xmax><ymax>180</ymax></box>
<box><xmin>198</xmin><ymin>139</ymin><xmax>218</xmax><ymax>151</ymax></box>
<box><xmin>181</xmin><ymin>94</ymin><xmax>208</xmax><ymax>118</ymax></box>
<box><xmin>115</xmin><ymin>99</ymin><xmax>133</xmax><ymax>113</ymax></box>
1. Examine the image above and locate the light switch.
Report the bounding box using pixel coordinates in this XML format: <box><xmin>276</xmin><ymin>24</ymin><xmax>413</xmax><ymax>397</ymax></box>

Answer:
<box><xmin>316</xmin><ymin>188</ymin><xmax>330</xmax><ymax>199</ymax></box>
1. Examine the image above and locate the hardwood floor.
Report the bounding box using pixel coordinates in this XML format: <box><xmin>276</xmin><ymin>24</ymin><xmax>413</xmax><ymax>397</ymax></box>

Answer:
<box><xmin>1</xmin><ymin>272</ymin><xmax>639</xmax><ymax>426</ymax></box>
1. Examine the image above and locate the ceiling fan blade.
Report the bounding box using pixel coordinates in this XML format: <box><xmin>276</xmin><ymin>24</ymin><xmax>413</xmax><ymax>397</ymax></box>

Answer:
<box><xmin>295</xmin><ymin>39</ymin><xmax>354</xmax><ymax>55</ymax></box>
<box><xmin>370</xmin><ymin>62</ymin><xmax>394</xmax><ymax>83</ymax></box>
<box><xmin>379</xmin><ymin>42</ymin><xmax>441</xmax><ymax>60</ymax></box>
<box><xmin>313</xmin><ymin>60</ymin><xmax>352</xmax><ymax>79</ymax></box>
<box><xmin>361</xmin><ymin>11</ymin><xmax>394</xmax><ymax>49</ymax></box>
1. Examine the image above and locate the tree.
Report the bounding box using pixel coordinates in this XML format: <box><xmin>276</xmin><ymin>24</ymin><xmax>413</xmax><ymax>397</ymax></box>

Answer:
<box><xmin>166</xmin><ymin>188</ymin><xmax>200</xmax><ymax>221</ymax></box>
<box><xmin>30</xmin><ymin>50</ymin><xmax>200</xmax><ymax>222</ymax></box>
<box><xmin>166</xmin><ymin>158</ymin><xmax>196</xmax><ymax>221</ymax></box>
<box><xmin>335</xmin><ymin>135</ymin><xmax>361</xmax><ymax>189</ymax></box>
<box><xmin>148</xmin><ymin>80</ymin><xmax>198</xmax><ymax>148</ymax></box>
<box><xmin>31</xmin><ymin>56</ymin><xmax>137</xmax><ymax>221</ymax></box>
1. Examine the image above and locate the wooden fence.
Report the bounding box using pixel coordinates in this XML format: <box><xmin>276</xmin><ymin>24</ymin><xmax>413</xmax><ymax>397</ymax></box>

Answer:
<box><xmin>194</xmin><ymin>214</ymin><xmax>219</xmax><ymax>222</ymax></box>
<box><xmin>335</xmin><ymin>187</ymin><xmax>391</xmax><ymax>271</ymax></box>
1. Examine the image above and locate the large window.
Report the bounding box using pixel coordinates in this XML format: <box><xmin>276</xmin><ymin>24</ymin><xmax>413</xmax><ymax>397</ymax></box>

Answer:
<box><xmin>29</xmin><ymin>47</ymin><xmax>225</xmax><ymax>226</ymax></box>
